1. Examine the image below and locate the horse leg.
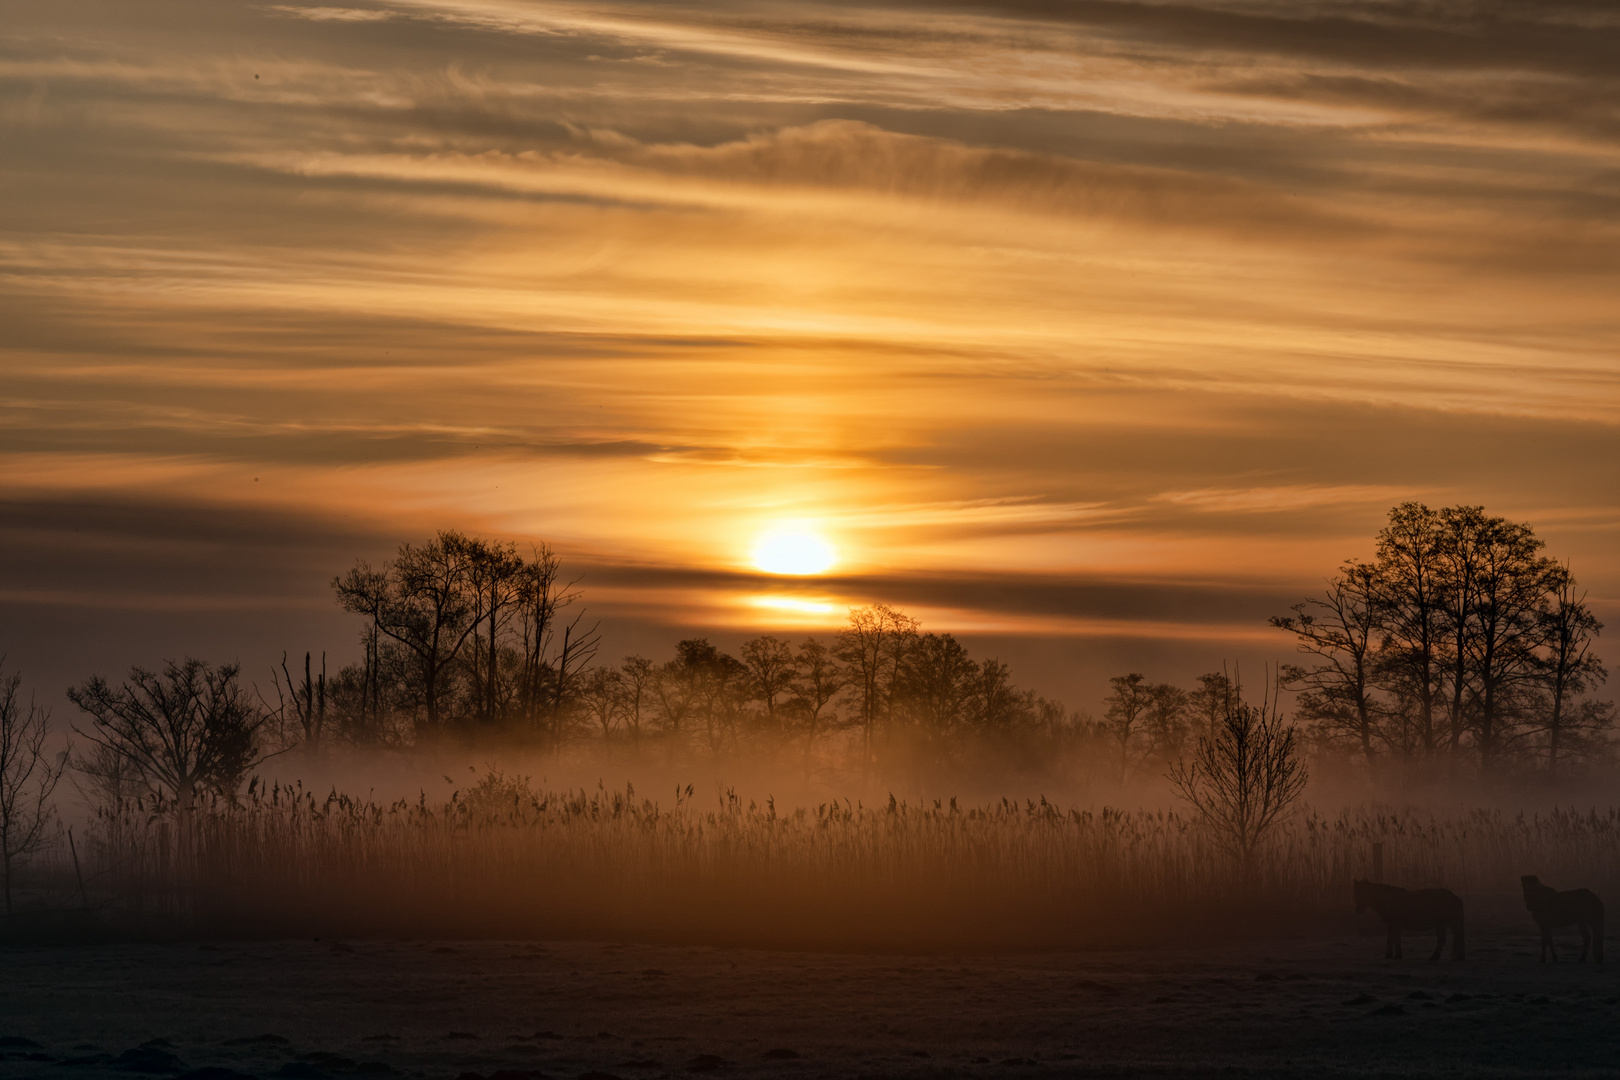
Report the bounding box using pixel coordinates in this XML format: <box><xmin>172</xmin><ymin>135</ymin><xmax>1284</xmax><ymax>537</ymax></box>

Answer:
<box><xmin>1429</xmin><ymin>923</ymin><xmax>1444</xmax><ymax>962</ymax></box>
<box><xmin>1544</xmin><ymin>927</ymin><xmax>1557</xmax><ymax>963</ymax></box>
<box><xmin>1385</xmin><ymin>924</ymin><xmax>1397</xmax><ymax>959</ymax></box>
<box><xmin>1453</xmin><ymin>917</ymin><xmax>1465</xmax><ymax>961</ymax></box>
<box><xmin>1578</xmin><ymin>923</ymin><xmax>1590</xmax><ymax>963</ymax></box>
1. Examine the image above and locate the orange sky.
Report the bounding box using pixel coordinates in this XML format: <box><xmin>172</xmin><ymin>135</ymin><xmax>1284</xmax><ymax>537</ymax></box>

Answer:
<box><xmin>2</xmin><ymin>0</ymin><xmax>1617</xmax><ymax>705</ymax></box>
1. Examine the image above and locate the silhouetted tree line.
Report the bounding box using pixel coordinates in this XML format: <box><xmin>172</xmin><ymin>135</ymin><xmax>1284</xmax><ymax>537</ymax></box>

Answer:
<box><xmin>1097</xmin><ymin>670</ymin><xmax>1242</xmax><ymax>781</ymax></box>
<box><xmin>33</xmin><ymin>504</ymin><xmax>1611</xmax><ymax>818</ymax></box>
<box><xmin>133</xmin><ymin>533</ymin><xmax>1074</xmax><ymax>770</ymax></box>
<box><xmin>318</xmin><ymin>531</ymin><xmax>597</xmax><ymax>745</ymax></box>
<box><xmin>1271</xmin><ymin>503</ymin><xmax>1611</xmax><ymax>772</ymax></box>
<box><xmin>320</xmin><ymin>537</ymin><xmax>1084</xmax><ymax>766</ymax></box>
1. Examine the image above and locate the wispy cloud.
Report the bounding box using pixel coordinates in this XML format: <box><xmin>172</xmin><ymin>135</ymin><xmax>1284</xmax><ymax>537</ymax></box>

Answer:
<box><xmin>267</xmin><ymin>5</ymin><xmax>396</xmax><ymax>21</ymax></box>
<box><xmin>3</xmin><ymin>0</ymin><xmax>1618</xmax><ymax>704</ymax></box>
<box><xmin>1154</xmin><ymin>485</ymin><xmax>1417</xmax><ymax>514</ymax></box>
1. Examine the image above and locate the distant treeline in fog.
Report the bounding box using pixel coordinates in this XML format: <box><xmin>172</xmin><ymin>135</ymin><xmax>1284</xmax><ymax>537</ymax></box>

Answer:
<box><xmin>321</xmin><ymin>534</ymin><xmax>1075</xmax><ymax>767</ymax></box>
<box><xmin>0</xmin><ymin>502</ymin><xmax>1611</xmax><ymax>938</ymax></box>
<box><xmin>281</xmin><ymin>501</ymin><xmax>1610</xmax><ymax>774</ymax></box>
<box><xmin>52</xmin><ymin>501</ymin><xmax>1616</xmax><ymax>820</ymax></box>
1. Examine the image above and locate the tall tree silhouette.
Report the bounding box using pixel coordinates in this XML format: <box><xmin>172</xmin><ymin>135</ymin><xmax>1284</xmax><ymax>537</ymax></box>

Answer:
<box><xmin>456</xmin><ymin>535</ymin><xmax>526</xmax><ymax>725</ymax></box>
<box><xmin>740</xmin><ymin>636</ymin><xmax>795</xmax><ymax>735</ymax></box>
<box><xmin>788</xmin><ymin>637</ymin><xmax>846</xmax><ymax>769</ymax></box>
<box><xmin>1465</xmin><ymin>513</ymin><xmax>1557</xmax><ymax>767</ymax></box>
<box><xmin>1536</xmin><ymin>568</ymin><xmax>1607</xmax><ymax>770</ymax></box>
<box><xmin>1374</xmin><ymin>503</ymin><xmax>1446</xmax><ymax>755</ymax></box>
<box><xmin>1436</xmin><ymin>505</ymin><xmax>1491</xmax><ymax>754</ymax></box>
<box><xmin>1103</xmin><ymin>673</ymin><xmax>1154</xmax><ymax>780</ymax></box>
<box><xmin>835</xmin><ymin>604</ymin><xmax>917</xmax><ymax>759</ymax></box>
<box><xmin>1273</xmin><ymin>560</ymin><xmax>1384</xmax><ymax>762</ymax></box>
<box><xmin>896</xmin><ymin>632</ymin><xmax>979</xmax><ymax>755</ymax></box>
<box><xmin>1277</xmin><ymin>503</ymin><xmax>1611</xmax><ymax>771</ymax></box>
<box><xmin>332</xmin><ymin>532</ymin><xmax>481</xmax><ymax>734</ymax></box>
<box><xmin>618</xmin><ymin>655</ymin><xmax>656</xmax><ymax>748</ymax></box>
<box><xmin>973</xmin><ymin>657</ymin><xmax>1037</xmax><ymax>735</ymax></box>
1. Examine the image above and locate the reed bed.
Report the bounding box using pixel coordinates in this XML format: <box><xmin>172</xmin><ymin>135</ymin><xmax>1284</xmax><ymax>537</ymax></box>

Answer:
<box><xmin>78</xmin><ymin>772</ymin><xmax>1620</xmax><ymax>948</ymax></box>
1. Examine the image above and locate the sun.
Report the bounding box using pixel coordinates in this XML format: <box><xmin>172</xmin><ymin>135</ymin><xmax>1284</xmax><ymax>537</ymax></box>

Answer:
<box><xmin>753</xmin><ymin>528</ymin><xmax>837</xmax><ymax>575</ymax></box>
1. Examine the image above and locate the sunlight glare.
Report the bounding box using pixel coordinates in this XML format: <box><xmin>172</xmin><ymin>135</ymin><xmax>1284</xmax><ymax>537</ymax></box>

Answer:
<box><xmin>753</xmin><ymin>529</ymin><xmax>837</xmax><ymax>575</ymax></box>
<box><xmin>748</xmin><ymin>595</ymin><xmax>837</xmax><ymax>615</ymax></box>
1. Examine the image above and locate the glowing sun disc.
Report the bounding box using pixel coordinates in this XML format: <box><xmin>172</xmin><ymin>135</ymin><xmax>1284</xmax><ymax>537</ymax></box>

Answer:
<box><xmin>754</xmin><ymin>530</ymin><xmax>836</xmax><ymax>575</ymax></box>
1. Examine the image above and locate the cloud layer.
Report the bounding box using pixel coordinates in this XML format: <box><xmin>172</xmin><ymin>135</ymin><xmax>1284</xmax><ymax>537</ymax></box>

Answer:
<box><xmin>2</xmin><ymin>0</ymin><xmax>1616</xmax><ymax>705</ymax></box>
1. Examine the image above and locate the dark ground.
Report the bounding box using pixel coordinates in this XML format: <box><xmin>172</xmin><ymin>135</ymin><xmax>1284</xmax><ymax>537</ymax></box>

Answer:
<box><xmin>2</xmin><ymin>930</ymin><xmax>1617</xmax><ymax>1079</ymax></box>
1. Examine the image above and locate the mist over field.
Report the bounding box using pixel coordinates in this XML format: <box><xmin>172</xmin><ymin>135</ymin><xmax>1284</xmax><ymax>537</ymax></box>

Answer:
<box><xmin>0</xmin><ymin>502</ymin><xmax>1600</xmax><ymax>961</ymax></box>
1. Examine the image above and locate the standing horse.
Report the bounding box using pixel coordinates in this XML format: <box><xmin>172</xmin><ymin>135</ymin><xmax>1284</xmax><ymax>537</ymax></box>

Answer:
<box><xmin>1521</xmin><ymin>876</ymin><xmax>1604</xmax><ymax>963</ymax></box>
<box><xmin>1353</xmin><ymin>879</ymin><xmax>1466</xmax><ymax>960</ymax></box>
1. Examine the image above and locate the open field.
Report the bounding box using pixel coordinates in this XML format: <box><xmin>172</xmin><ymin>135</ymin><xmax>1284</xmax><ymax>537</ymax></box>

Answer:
<box><xmin>3</xmin><ymin>930</ymin><xmax>1618</xmax><ymax>1080</ymax></box>
<box><xmin>56</xmin><ymin>779</ymin><xmax>1620</xmax><ymax>950</ymax></box>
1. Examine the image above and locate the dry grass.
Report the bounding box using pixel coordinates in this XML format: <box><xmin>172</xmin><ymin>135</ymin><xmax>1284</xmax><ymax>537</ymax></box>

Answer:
<box><xmin>73</xmin><ymin>771</ymin><xmax>1620</xmax><ymax>948</ymax></box>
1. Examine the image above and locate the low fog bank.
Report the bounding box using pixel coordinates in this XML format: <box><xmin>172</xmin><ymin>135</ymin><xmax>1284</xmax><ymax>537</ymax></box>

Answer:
<box><xmin>3</xmin><ymin>503</ymin><xmax>1614</xmax><ymax>949</ymax></box>
<box><xmin>12</xmin><ymin>732</ymin><xmax>1613</xmax><ymax>952</ymax></box>
<box><xmin>245</xmin><ymin>737</ymin><xmax>1620</xmax><ymax>826</ymax></box>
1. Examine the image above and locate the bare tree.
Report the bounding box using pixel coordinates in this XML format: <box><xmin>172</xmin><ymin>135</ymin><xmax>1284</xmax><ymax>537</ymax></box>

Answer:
<box><xmin>0</xmin><ymin>664</ymin><xmax>66</xmax><ymax>913</ymax></box>
<box><xmin>1463</xmin><ymin>513</ymin><xmax>1557</xmax><ymax>768</ymax></box>
<box><xmin>543</xmin><ymin>611</ymin><xmax>601</xmax><ymax>749</ymax></box>
<box><xmin>834</xmin><ymin>604</ymin><xmax>917</xmax><ymax>759</ymax></box>
<box><xmin>1272</xmin><ymin>560</ymin><xmax>1385</xmax><ymax>762</ymax></box>
<box><xmin>454</xmin><ymin>535</ymin><xmax>527</xmax><ymax>725</ymax></box>
<box><xmin>270</xmin><ymin>650</ymin><xmax>326</xmax><ymax>751</ymax></box>
<box><xmin>618</xmin><ymin>655</ymin><xmax>656</xmax><ymax>748</ymax></box>
<box><xmin>69</xmin><ymin>741</ymin><xmax>143</xmax><ymax>813</ymax></box>
<box><xmin>1435</xmin><ymin>504</ymin><xmax>1491</xmax><ymax>755</ymax></box>
<box><xmin>515</xmin><ymin>544</ymin><xmax>577</xmax><ymax>726</ymax></box>
<box><xmin>653</xmin><ymin>644</ymin><xmax>702</xmax><ymax>739</ymax></box>
<box><xmin>785</xmin><ymin>637</ymin><xmax>846</xmax><ymax>770</ymax></box>
<box><xmin>1143</xmin><ymin>681</ymin><xmax>1190</xmax><ymax>766</ymax></box>
<box><xmin>332</xmin><ymin>533</ymin><xmax>482</xmax><ymax>734</ymax></box>
<box><xmin>895</xmin><ymin>632</ymin><xmax>978</xmax><ymax>752</ymax></box>
<box><xmin>676</xmin><ymin>640</ymin><xmax>748</xmax><ymax>754</ymax></box>
<box><xmin>1103</xmin><ymin>673</ymin><xmax>1154</xmax><ymax>780</ymax></box>
<box><xmin>1535</xmin><ymin>565</ymin><xmax>1608</xmax><ymax>771</ymax></box>
<box><xmin>972</xmin><ymin>657</ymin><xmax>1036</xmax><ymax>734</ymax></box>
<box><xmin>740</xmin><ymin>636</ymin><xmax>795</xmax><ymax>735</ymax></box>
<box><xmin>69</xmin><ymin>659</ymin><xmax>267</xmax><ymax>809</ymax></box>
<box><xmin>1168</xmin><ymin>678</ymin><xmax>1307</xmax><ymax>876</ymax></box>
<box><xmin>577</xmin><ymin>666</ymin><xmax>625</xmax><ymax>740</ymax></box>
<box><xmin>1187</xmin><ymin>671</ymin><xmax>1238</xmax><ymax>742</ymax></box>
<box><xmin>1374</xmin><ymin>503</ymin><xmax>1446</xmax><ymax>755</ymax></box>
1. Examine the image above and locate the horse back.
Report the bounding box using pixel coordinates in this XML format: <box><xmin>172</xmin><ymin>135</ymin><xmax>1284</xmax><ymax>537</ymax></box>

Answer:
<box><xmin>1564</xmin><ymin>888</ymin><xmax>1603</xmax><ymax>920</ymax></box>
<box><xmin>1410</xmin><ymin>888</ymin><xmax>1464</xmax><ymax>922</ymax></box>
<box><xmin>1528</xmin><ymin>885</ymin><xmax>1602</xmax><ymax>925</ymax></box>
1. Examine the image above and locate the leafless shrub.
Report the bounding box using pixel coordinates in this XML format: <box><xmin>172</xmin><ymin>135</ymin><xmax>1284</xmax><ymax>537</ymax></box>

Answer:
<box><xmin>0</xmin><ymin>662</ymin><xmax>67</xmax><ymax>913</ymax></box>
<box><xmin>1168</xmin><ymin>678</ymin><xmax>1307</xmax><ymax>876</ymax></box>
<box><xmin>69</xmin><ymin>659</ymin><xmax>268</xmax><ymax>809</ymax></box>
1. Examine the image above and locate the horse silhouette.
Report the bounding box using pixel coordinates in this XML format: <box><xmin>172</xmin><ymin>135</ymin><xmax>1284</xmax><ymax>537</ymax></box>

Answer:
<box><xmin>1521</xmin><ymin>876</ymin><xmax>1604</xmax><ymax>963</ymax></box>
<box><xmin>1353</xmin><ymin>879</ymin><xmax>1465</xmax><ymax>960</ymax></box>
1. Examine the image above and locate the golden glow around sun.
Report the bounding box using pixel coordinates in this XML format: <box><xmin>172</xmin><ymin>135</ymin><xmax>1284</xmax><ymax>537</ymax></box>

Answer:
<box><xmin>753</xmin><ymin>528</ymin><xmax>837</xmax><ymax>575</ymax></box>
<box><xmin>749</xmin><ymin>594</ymin><xmax>837</xmax><ymax>615</ymax></box>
